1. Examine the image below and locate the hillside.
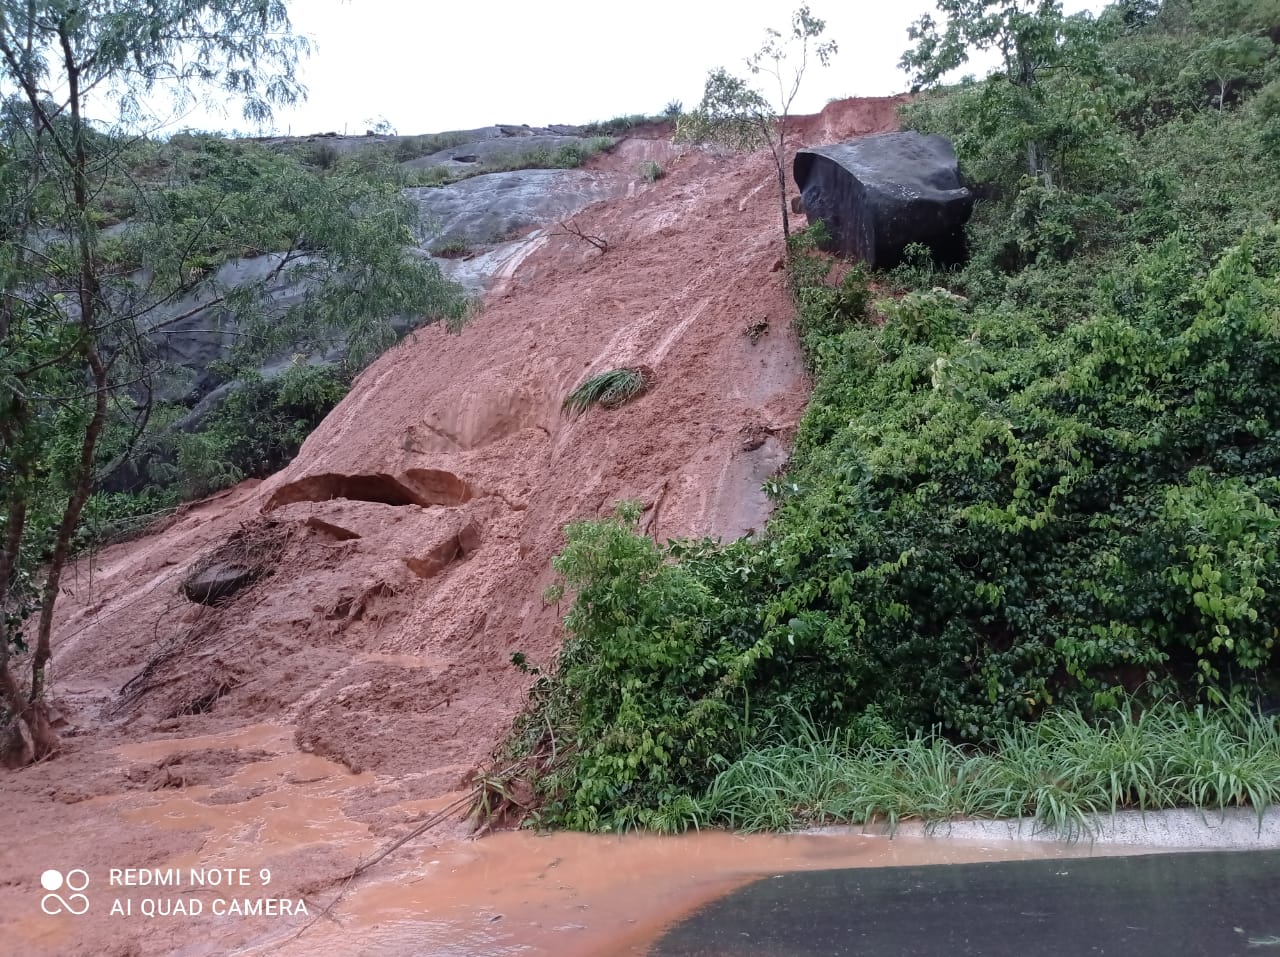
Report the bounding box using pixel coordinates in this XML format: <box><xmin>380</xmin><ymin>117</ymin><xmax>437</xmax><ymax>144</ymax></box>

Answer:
<box><xmin>0</xmin><ymin>97</ymin><xmax>902</xmax><ymax>957</ymax></box>
<box><xmin>5</xmin><ymin>0</ymin><xmax>1280</xmax><ymax>951</ymax></box>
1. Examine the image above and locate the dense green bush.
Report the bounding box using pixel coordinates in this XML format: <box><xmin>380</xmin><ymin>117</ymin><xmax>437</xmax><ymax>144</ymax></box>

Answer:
<box><xmin>159</xmin><ymin>364</ymin><xmax>348</xmax><ymax>500</ymax></box>
<box><xmin>515</xmin><ymin>0</ymin><xmax>1280</xmax><ymax>831</ymax></box>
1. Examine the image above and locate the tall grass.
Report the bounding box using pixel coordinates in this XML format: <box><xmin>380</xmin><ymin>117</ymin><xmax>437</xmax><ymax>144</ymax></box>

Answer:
<box><xmin>694</xmin><ymin>700</ymin><xmax>1280</xmax><ymax>838</ymax></box>
<box><xmin>562</xmin><ymin>367</ymin><xmax>649</xmax><ymax>415</ymax></box>
<box><xmin>581</xmin><ymin>114</ymin><xmax>655</xmax><ymax>136</ymax></box>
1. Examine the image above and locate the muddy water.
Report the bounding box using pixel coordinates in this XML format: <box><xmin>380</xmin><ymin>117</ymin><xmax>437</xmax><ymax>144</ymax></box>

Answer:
<box><xmin>1</xmin><ymin>723</ymin><xmax>1140</xmax><ymax>957</ymax></box>
<box><xmin>243</xmin><ymin>830</ymin><xmax>1122</xmax><ymax>957</ymax></box>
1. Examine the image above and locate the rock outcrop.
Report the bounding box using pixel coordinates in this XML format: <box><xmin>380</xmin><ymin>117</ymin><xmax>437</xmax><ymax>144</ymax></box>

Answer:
<box><xmin>793</xmin><ymin>131</ymin><xmax>974</xmax><ymax>268</ymax></box>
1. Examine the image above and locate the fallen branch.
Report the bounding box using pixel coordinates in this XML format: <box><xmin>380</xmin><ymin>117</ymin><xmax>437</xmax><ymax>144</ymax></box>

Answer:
<box><xmin>290</xmin><ymin>758</ymin><xmax>526</xmax><ymax>942</ymax></box>
<box><xmin>555</xmin><ymin>218</ymin><xmax>609</xmax><ymax>253</ymax></box>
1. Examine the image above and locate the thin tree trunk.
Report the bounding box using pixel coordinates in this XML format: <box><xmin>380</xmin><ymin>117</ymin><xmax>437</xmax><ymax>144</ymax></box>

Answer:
<box><xmin>778</xmin><ymin>162</ymin><xmax>791</xmax><ymax>238</ymax></box>
<box><xmin>21</xmin><ymin>19</ymin><xmax>104</xmax><ymax>760</ymax></box>
<box><xmin>0</xmin><ymin>500</ymin><xmax>28</xmax><ymax>733</ymax></box>
<box><xmin>0</xmin><ymin>499</ymin><xmax>35</xmax><ymax>762</ymax></box>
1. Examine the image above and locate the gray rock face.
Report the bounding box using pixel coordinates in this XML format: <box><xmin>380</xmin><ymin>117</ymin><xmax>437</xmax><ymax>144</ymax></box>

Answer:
<box><xmin>145</xmin><ymin>252</ymin><xmax>320</xmax><ymax>405</ymax></box>
<box><xmin>99</xmin><ymin>125</ymin><xmax>639</xmax><ymax>484</ymax></box>
<box><xmin>408</xmin><ymin>168</ymin><xmax>628</xmax><ymax>250</ymax></box>
<box><xmin>123</xmin><ymin>162</ymin><xmax>630</xmax><ymax>430</ymax></box>
<box><xmin>793</xmin><ymin>132</ymin><xmax>974</xmax><ymax>268</ymax></box>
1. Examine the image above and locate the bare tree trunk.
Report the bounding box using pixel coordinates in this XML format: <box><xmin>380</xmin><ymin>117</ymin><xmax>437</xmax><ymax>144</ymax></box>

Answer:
<box><xmin>765</xmin><ymin>116</ymin><xmax>792</xmax><ymax>241</ymax></box>
<box><xmin>0</xmin><ymin>469</ymin><xmax>34</xmax><ymax>759</ymax></box>
<box><xmin>0</xmin><ymin>626</ymin><xmax>35</xmax><ymax>768</ymax></box>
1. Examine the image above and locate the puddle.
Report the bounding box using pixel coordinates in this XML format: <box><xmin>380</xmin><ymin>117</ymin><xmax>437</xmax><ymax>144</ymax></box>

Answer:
<box><xmin>112</xmin><ymin>723</ymin><xmax>292</xmax><ymax>762</ymax></box>
<box><xmin>120</xmin><ymin>756</ymin><xmax>379</xmax><ymax>871</ymax></box>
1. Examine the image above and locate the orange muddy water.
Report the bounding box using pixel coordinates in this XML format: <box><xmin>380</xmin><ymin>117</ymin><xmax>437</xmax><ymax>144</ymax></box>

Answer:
<box><xmin>1</xmin><ymin>722</ymin><xmax>1142</xmax><ymax>957</ymax></box>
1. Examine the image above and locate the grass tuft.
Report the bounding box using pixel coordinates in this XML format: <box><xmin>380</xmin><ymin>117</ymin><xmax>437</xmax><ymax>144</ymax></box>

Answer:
<box><xmin>562</xmin><ymin>367</ymin><xmax>649</xmax><ymax>416</ymax></box>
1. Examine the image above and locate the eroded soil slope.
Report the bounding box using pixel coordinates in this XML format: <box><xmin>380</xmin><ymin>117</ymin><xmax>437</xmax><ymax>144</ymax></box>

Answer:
<box><xmin>0</xmin><ymin>97</ymin><xmax>903</xmax><ymax>957</ymax></box>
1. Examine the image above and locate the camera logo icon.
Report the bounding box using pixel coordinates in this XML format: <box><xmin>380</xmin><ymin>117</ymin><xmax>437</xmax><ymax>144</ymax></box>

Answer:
<box><xmin>40</xmin><ymin>869</ymin><xmax>90</xmax><ymax>916</ymax></box>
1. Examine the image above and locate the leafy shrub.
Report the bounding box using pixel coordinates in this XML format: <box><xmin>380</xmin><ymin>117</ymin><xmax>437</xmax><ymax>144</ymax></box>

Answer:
<box><xmin>430</xmin><ymin>237</ymin><xmax>471</xmax><ymax>258</ymax></box>
<box><xmin>784</xmin><ymin>227</ymin><xmax>873</xmax><ymax>348</ymax></box>
<box><xmin>155</xmin><ymin>363</ymin><xmax>348</xmax><ymax>500</ymax></box>
<box><xmin>582</xmin><ymin>114</ymin><xmax>651</xmax><ymax>136</ymax></box>
<box><xmin>533</xmin><ymin>505</ymin><xmax>756</xmax><ymax>829</ymax></box>
<box><xmin>488</xmin><ymin>137</ymin><xmax>615</xmax><ymax>173</ymax></box>
<box><xmin>506</xmin><ymin>2</ymin><xmax>1280</xmax><ymax>832</ymax></box>
<box><xmin>392</xmin><ymin>131</ymin><xmax>469</xmax><ymax>162</ymax></box>
<box><xmin>640</xmin><ymin>160</ymin><xmax>664</xmax><ymax>183</ymax></box>
<box><xmin>305</xmin><ymin>142</ymin><xmax>340</xmax><ymax>169</ymax></box>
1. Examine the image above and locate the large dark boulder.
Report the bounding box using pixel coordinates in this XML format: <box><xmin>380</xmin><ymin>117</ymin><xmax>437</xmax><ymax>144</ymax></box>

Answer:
<box><xmin>793</xmin><ymin>132</ymin><xmax>974</xmax><ymax>269</ymax></box>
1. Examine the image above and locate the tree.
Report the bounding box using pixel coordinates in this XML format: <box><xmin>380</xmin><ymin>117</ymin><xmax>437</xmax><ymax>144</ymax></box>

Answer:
<box><xmin>901</xmin><ymin>0</ymin><xmax>1069</xmax><ymax>183</ymax></box>
<box><xmin>0</xmin><ymin>2</ymin><xmax>463</xmax><ymax>765</ymax></box>
<box><xmin>678</xmin><ymin>5</ymin><xmax>836</xmax><ymax>239</ymax></box>
<box><xmin>0</xmin><ymin>0</ymin><xmax>305</xmax><ymax>764</ymax></box>
<box><xmin>1182</xmin><ymin>34</ymin><xmax>1271</xmax><ymax>111</ymax></box>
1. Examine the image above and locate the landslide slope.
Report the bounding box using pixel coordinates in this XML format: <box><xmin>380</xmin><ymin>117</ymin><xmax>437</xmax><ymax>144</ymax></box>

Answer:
<box><xmin>1</xmin><ymin>96</ymin><xmax>901</xmax><ymax>957</ymax></box>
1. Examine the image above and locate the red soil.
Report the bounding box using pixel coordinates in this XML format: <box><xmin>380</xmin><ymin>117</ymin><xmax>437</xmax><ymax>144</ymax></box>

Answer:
<box><xmin>0</xmin><ymin>96</ymin><xmax>904</xmax><ymax>956</ymax></box>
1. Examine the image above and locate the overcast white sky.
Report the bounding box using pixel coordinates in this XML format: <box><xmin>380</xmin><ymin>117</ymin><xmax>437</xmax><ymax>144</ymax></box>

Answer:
<box><xmin>187</xmin><ymin>0</ymin><xmax>1108</xmax><ymax>136</ymax></box>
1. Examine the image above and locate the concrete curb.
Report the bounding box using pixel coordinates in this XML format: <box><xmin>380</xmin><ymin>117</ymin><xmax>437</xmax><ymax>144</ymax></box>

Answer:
<box><xmin>810</xmin><ymin>806</ymin><xmax>1280</xmax><ymax>850</ymax></box>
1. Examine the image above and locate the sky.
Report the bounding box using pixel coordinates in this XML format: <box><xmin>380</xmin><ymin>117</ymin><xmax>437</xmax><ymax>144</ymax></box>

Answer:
<box><xmin>185</xmin><ymin>0</ymin><xmax>1108</xmax><ymax>136</ymax></box>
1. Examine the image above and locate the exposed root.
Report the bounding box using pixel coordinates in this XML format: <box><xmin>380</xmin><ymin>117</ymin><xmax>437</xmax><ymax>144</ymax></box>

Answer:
<box><xmin>114</xmin><ymin>521</ymin><xmax>293</xmax><ymax>715</ymax></box>
<box><xmin>181</xmin><ymin>520</ymin><xmax>289</xmax><ymax>606</ymax></box>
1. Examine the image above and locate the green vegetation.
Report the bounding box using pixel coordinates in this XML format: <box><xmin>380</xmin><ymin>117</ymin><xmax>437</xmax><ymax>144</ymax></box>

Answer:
<box><xmin>152</xmin><ymin>364</ymin><xmax>349</xmax><ymax>501</ymax></box>
<box><xmin>640</xmin><ymin>160</ymin><xmax>665</xmax><ymax>183</ymax></box>
<box><xmin>701</xmin><ymin>699</ymin><xmax>1280</xmax><ymax>837</ymax></box>
<box><xmin>392</xmin><ymin>131</ymin><xmax>472</xmax><ymax>162</ymax></box>
<box><xmin>503</xmin><ymin>0</ymin><xmax>1280</xmax><ymax>833</ymax></box>
<box><xmin>486</xmin><ymin>136</ymin><xmax>616</xmax><ymax>173</ymax></box>
<box><xmin>582</xmin><ymin>114</ymin><xmax>656</xmax><ymax>136</ymax></box>
<box><xmin>397</xmin><ymin>135</ymin><xmax>617</xmax><ymax>190</ymax></box>
<box><xmin>430</xmin><ymin>237</ymin><xmax>473</xmax><ymax>258</ymax></box>
<box><xmin>561</xmin><ymin>368</ymin><xmax>650</xmax><ymax>416</ymax></box>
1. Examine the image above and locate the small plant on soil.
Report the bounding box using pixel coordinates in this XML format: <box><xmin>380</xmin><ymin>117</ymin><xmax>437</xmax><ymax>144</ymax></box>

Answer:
<box><xmin>430</xmin><ymin>237</ymin><xmax>472</xmax><ymax>258</ymax></box>
<box><xmin>562</xmin><ymin>368</ymin><xmax>649</xmax><ymax>415</ymax></box>
<box><xmin>744</xmin><ymin>317</ymin><xmax>770</xmax><ymax>343</ymax></box>
<box><xmin>640</xmin><ymin>160</ymin><xmax>664</xmax><ymax>183</ymax></box>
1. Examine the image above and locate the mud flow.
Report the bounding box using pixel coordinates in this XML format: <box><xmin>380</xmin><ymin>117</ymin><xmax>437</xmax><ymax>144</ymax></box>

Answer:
<box><xmin>2</xmin><ymin>724</ymin><xmax>1125</xmax><ymax>957</ymax></box>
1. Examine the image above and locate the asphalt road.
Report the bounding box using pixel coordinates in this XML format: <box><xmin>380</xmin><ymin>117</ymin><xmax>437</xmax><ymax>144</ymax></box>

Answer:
<box><xmin>649</xmin><ymin>849</ymin><xmax>1280</xmax><ymax>956</ymax></box>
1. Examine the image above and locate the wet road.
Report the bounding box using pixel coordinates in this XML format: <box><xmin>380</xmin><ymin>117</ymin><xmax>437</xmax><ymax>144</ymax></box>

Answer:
<box><xmin>649</xmin><ymin>849</ymin><xmax>1280</xmax><ymax>956</ymax></box>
